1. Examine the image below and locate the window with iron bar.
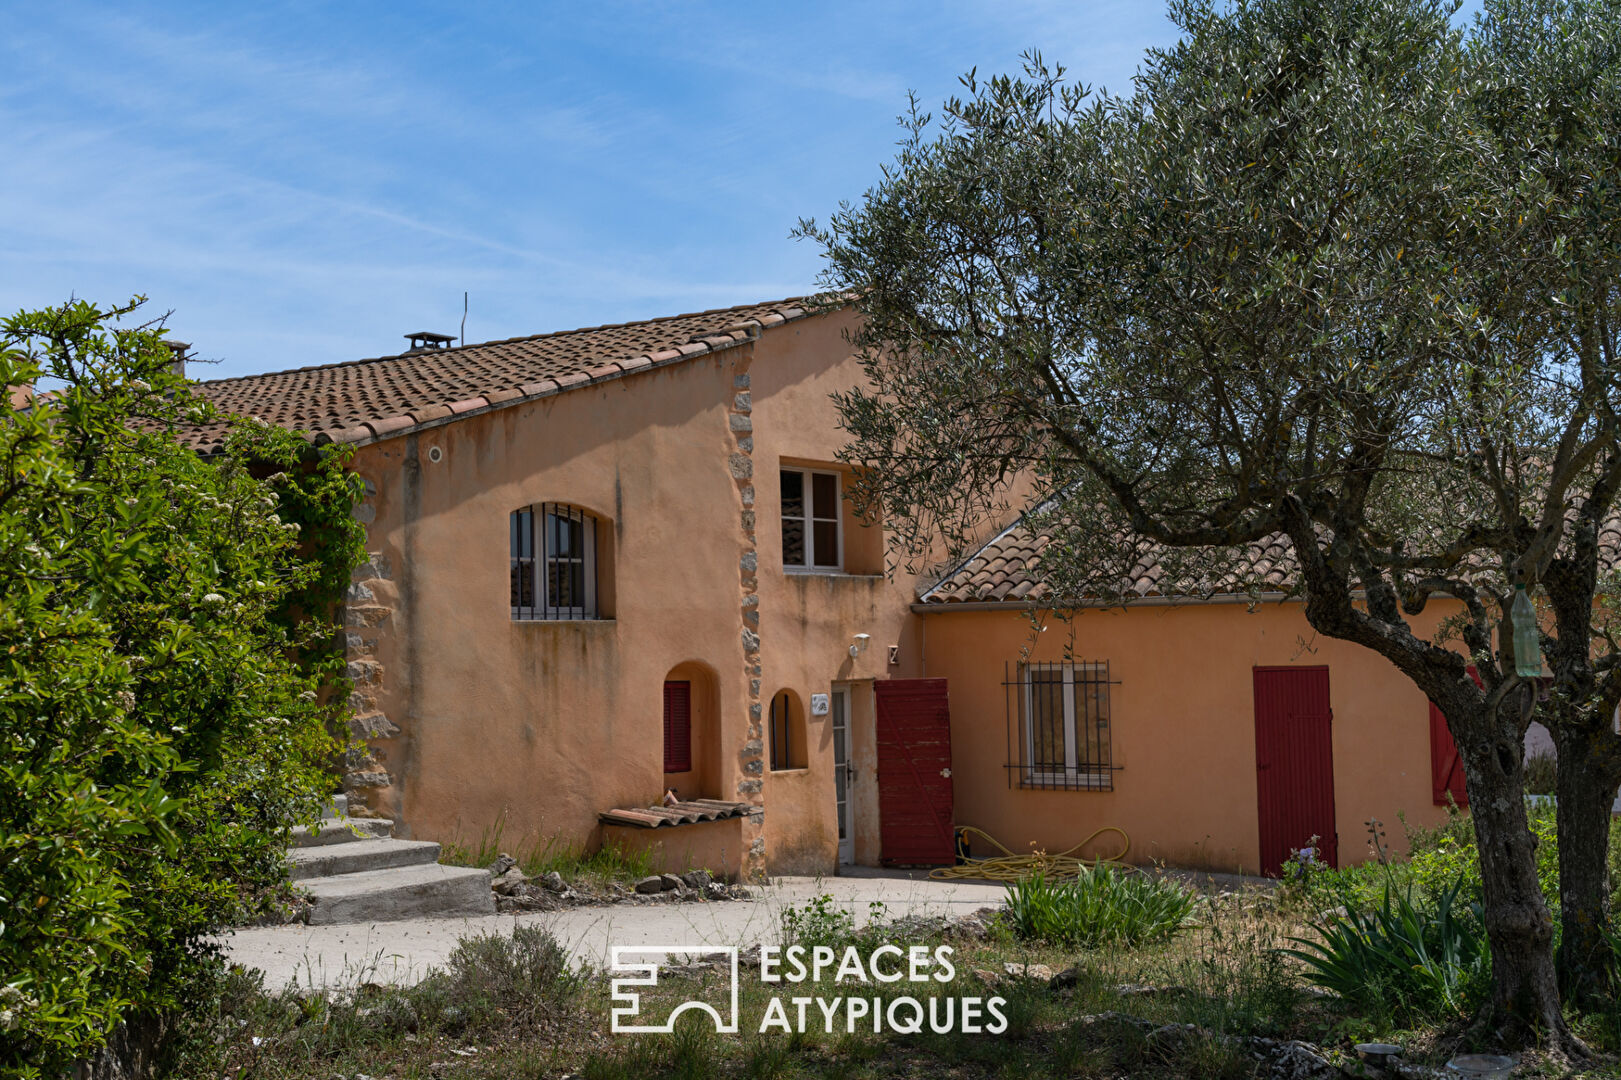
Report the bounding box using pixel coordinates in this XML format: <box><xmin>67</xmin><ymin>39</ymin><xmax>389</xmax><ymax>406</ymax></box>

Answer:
<box><xmin>510</xmin><ymin>503</ymin><xmax>600</xmax><ymax>620</ymax></box>
<box><xmin>1004</xmin><ymin>660</ymin><xmax>1118</xmax><ymax>790</ymax></box>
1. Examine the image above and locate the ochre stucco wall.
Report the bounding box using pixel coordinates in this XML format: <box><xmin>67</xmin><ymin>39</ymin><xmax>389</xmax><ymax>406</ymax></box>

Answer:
<box><xmin>747</xmin><ymin>316</ymin><xmax>927</xmax><ymax>873</ymax></box>
<box><xmin>334</xmin><ymin>304</ymin><xmax>1464</xmax><ymax>879</ymax></box>
<box><xmin>342</xmin><ymin>310</ymin><xmax>924</xmax><ymax>878</ymax></box>
<box><xmin>918</xmin><ymin>602</ymin><xmax>1460</xmax><ymax>873</ymax></box>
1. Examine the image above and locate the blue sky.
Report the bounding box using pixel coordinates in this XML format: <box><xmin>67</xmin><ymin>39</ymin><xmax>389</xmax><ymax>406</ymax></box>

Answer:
<box><xmin>0</xmin><ymin>2</ymin><xmax>1181</xmax><ymax>378</ymax></box>
<box><xmin>0</xmin><ymin>2</ymin><xmax>1459</xmax><ymax>380</ymax></box>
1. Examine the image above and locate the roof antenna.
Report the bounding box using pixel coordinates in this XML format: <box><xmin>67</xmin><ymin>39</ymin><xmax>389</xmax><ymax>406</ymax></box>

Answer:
<box><xmin>461</xmin><ymin>291</ymin><xmax>468</xmax><ymax>347</ymax></box>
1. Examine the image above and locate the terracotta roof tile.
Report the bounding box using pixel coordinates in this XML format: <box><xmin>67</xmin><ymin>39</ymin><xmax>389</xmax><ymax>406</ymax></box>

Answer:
<box><xmin>920</xmin><ymin>509</ymin><xmax>1621</xmax><ymax>607</ymax></box>
<box><xmin>918</xmin><ymin>519</ymin><xmax>1315</xmax><ymax>606</ymax></box>
<box><xmin>177</xmin><ymin>298</ymin><xmax>815</xmax><ymax>453</ymax></box>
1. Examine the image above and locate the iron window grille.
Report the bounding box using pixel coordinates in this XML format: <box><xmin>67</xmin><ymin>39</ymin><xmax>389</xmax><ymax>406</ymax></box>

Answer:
<box><xmin>510</xmin><ymin>503</ymin><xmax>599</xmax><ymax>620</ymax></box>
<box><xmin>780</xmin><ymin>468</ymin><xmax>841</xmax><ymax>570</ymax></box>
<box><xmin>1005</xmin><ymin>660</ymin><xmax>1119</xmax><ymax>790</ymax></box>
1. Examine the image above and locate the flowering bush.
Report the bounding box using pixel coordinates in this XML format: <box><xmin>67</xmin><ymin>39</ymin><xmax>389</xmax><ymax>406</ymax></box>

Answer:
<box><xmin>1278</xmin><ymin>838</ymin><xmax>1328</xmax><ymax>901</ymax></box>
<box><xmin>0</xmin><ymin>300</ymin><xmax>365</xmax><ymax>1074</ymax></box>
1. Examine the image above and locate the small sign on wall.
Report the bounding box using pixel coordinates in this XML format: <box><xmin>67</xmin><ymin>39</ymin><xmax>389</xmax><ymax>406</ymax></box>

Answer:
<box><xmin>809</xmin><ymin>693</ymin><xmax>830</xmax><ymax>717</ymax></box>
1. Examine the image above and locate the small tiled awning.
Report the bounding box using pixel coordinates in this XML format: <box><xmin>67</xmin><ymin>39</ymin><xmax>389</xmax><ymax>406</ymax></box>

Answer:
<box><xmin>598</xmin><ymin>799</ymin><xmax>754</xmax><ymax>828</ymax></box>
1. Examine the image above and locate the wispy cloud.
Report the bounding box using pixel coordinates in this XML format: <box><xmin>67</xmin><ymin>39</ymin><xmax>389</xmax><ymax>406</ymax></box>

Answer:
<box><xmin>0</xmin><ymin>0</ymin><xmax>1174</xmax><ymax>377</ymax></box>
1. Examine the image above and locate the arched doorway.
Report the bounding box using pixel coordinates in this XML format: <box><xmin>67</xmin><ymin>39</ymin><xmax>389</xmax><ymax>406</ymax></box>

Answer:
<box><xmin>663</xmin><ymin>661</ymin><xmax>720</xmax><ymax>800</ymax></box>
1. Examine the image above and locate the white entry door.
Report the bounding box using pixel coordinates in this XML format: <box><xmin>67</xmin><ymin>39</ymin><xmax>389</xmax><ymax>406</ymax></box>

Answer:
<box><xmin>832</xmin><ymin>686</ymin><xmax>854</xmax><ymax>864</ymax></box>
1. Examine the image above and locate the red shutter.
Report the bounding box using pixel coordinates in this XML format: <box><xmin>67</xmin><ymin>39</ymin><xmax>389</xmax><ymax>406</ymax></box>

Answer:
<box><xmin>1428</xmin><ymin>665</ymin><xmax>1480</xmax><ymax>807</ymax></box>
<box><xmin>874</xmin><ymin>678</ymin><xmax>955</xmax><ymax>866</ymax></box>
<box><xmin>1429</xmin><ymin>702</ymin><xmax>1467</xmax><ymax>806</ymax></box>
<box><xmin>663</xmin><ymin>681</ymin><xmax>691</xmax><ymax>773</ymax></box>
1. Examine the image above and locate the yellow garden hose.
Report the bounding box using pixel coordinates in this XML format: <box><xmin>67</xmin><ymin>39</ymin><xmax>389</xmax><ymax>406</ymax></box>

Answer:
<box><xmin>928</xmin><ymin>825</ymin><xmax>1133</xmax><ymax>882</ymax></box>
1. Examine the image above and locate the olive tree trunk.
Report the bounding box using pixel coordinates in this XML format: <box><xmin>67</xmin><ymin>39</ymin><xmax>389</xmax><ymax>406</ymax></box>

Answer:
<box><xmin>1453</xmin><ymin>709</ymin><xmax>1572</xmax><ymax>1048</ymax></box>
<box><xmin>1552</xmin><ymin>725</ymin><xmax>1620</xmax><ymax>1005</ymax></box>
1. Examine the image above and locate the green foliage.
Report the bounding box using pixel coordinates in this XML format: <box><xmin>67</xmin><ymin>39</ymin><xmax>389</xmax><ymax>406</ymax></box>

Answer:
<box><xmin>1286</xmin><ymin>876</ymin><xmax>1491</xmax><ymax>1026</ymax></box>
<box><xmin>1522</xmin><ymin>751</ymin><xmax>1557</xmax><ymax>796</ymax></box>
<box><xmin>1311</xmin><ymin>804</ymin><xmax>1565</xmax><ymax>913</ymax></box>
<box><xmin>780</xmin><ymin>893</ymin><xmax>892</xmax><ymax>951</ymax></box>
<box><xmin>0</xmin><ymin>299</ymin><xmax>365</xmax><ymax>1073</ymax></box>
<box><xmin>1276</xmin><ymin>838</ymin><xmax>1331</xmax><ymax>906</ymax></box>
<box><xmin>801</xmin><ymin>0</ymin><xmax>1621</xmax><ymax>1030</ymax></box>
<box><xmin>178</xmin><ymin>927</ymin><xmax>582</xmax><ymax>1074</ymax></box>
<box><xmin>1003</xmin><ymin>868</ymin><xmax>1196</xmax><ymax>948</ymax></box>
<box><xmin>435</xmin><ymin>925</ymin><xmax>582</xmax><ymax>1031</ymax></box>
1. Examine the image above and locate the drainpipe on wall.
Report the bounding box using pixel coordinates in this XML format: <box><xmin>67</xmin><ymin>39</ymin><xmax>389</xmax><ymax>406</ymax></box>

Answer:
<box><xmin>919</xmin><ymin>612</ymin><xmax>927</xmax><ymax>678</ymax></box>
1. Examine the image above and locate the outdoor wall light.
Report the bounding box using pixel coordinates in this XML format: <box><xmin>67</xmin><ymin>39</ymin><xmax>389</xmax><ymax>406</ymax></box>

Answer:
<box><xmin>849</xmin><ymin>632</ymin><xmax>871</xmax><ymax>659</ymax></box>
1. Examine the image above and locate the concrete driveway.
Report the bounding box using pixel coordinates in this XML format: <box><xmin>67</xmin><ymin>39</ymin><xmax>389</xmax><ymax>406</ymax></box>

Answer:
<box><xmin>225</xmin><ymin>869</ymin><xmax>1010</xmax><ymax>990</ymax></box>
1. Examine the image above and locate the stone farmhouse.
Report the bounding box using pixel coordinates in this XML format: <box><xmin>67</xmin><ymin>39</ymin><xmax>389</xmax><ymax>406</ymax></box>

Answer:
<box><xmin>184</xmin><ymin>298</ymin><xmax>1468</xmax><ymax>880</ymax></box>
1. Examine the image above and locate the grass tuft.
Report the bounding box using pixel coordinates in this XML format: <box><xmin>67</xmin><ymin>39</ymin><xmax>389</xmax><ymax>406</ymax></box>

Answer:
<box><xmin>1003</xmin><ymin>866</ymin><xmax>1197</xmax><ymax>947</ymax></box>
<box><xmin>440</xmin><ymin>812</ymin><xmax>657</xmax><ymax>887</ymax></box>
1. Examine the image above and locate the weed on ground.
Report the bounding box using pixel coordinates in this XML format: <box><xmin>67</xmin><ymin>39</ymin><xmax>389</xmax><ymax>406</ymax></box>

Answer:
<box><xmin>438</xmin><ymin>814</ymin><xmax>657</xmax><ymax>890</ymax></box>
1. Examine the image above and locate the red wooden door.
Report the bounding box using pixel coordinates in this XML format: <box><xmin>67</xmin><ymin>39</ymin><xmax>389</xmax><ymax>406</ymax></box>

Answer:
<box><xmin>875</xmin><ymin>678</ymin><xmax>955</xmax><ymax>866</ymax></box>
<box><xmin>1253</xmin><ymin>667</ymin><xmax>1337</xmax><ymax>875</ymax></box>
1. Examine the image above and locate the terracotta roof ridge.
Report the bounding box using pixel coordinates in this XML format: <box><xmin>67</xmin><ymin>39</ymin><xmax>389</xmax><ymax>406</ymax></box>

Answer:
<box><xmin>193</xmin><ymin>295</ymin><xmax>814</xmax><ymax>388</ymax></box>
<box><xmin>917</xmin><ymin>497</ymin><xmax>1062</xmax><ymax>602</ymax></box>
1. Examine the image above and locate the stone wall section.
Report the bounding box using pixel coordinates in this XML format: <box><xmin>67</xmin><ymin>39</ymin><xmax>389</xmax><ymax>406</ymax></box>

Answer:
<box><xmin>729</xmin><ymin>354</ymin><xmax>768</xmax><ymax>879</ymax></box>
<box><xmin>342</xmin><ymin>478</ymin><xmax>400</xmax><ymax>808</ymax></box>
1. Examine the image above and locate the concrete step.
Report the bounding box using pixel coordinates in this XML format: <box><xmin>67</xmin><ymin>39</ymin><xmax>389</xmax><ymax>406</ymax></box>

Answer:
<box><xmin>303</xmin><ymin>863</ymin><xmax>495</xmax><ymax>925</ymax></box>
<box><xmin>321</xmin><ymin>794</ymin><xmax>349</xmax><ymax>820</ymax></box>
<box><xmin>291</xmin><ymin>818</ymin><xmax>393</xmax><ymax>849</ymax></box>
<box><xmin>289</xmin><ymin>838</ymin><xmax>442</xmax><ymax>881</ymax></box>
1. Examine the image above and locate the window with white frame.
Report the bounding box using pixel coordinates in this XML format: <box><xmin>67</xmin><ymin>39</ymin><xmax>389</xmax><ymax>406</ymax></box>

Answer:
<box><xmin>781</xmin><ymin>468</ymin><xmax>841</xmax><ymax>570</ymax></box>
<box><xmin>1009</xmin><ymin>661</ymin><xmax>1114</xmax><ymax>789</ymax></box>
<box><xmin>510</xmin><ymin>503</ymin><xmax>600</xmax><ymax>620</ymax></box>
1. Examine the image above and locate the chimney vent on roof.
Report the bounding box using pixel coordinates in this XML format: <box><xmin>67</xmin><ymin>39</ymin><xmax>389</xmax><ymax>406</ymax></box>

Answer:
<box><xmin>162</xmin><ymin>340</ymin><xmax>190</xmax><ymax>380</ymax></box>
<box><xmin>404</xmin><ymin>331</ymin><xmax>456</xmax><ymax>353</ymax></box>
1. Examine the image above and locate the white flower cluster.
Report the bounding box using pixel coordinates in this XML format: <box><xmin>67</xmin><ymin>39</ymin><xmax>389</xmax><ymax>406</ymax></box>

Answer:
<box><xmin>0</xmin><ymin>985</ymin><xmax>36</xmax><ymax>1032</ymax></box>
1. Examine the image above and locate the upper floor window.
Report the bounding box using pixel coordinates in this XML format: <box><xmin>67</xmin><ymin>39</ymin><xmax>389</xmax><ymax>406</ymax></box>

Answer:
<box><xmin>781</xmin><ymin>468</ymin><xmax>840</xmax><ymax>571</ymax></box>
<box><xmin>511</xmin><ymin>503</ymin><xmax>600</xmax><ymax>620</ymax></box>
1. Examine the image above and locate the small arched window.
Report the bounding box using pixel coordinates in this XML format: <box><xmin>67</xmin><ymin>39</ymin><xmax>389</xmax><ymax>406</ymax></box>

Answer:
<box><xmin>511</xmin><ymin>503</ymin><xmax>601</xmax><ymax>620</ymax></box>
<box><xmin>770</xmin><ymin>689</ymin><xmax>807</xmax><ymax>771</ymax></box>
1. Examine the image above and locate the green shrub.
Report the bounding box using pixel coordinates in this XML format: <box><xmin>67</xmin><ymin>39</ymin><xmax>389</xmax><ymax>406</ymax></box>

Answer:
<box><xmin>1285</xmin><ymin>876</ymin><xmax>1489</xmax><ymax>1025</ymax></box>
<box><xmin>1003</xmin><ymin>867</ymin><xmax>1196</xmax><ymax>948</ymax></box>
<box><xmin>0</xmin><ymin>300</ymin><xmax>365</xmax><ymax>1074</ymax></box>
<box><xmin>1406</xmin><ymin>803</ymin><xmax>1559</xmax><ymax>906</ymax></box>
<box><xmin>1310</xmin><ymin>803</ymin><xmax>1567</xmax><ymax>913</ymax></box>
<box><xmin>780</xmin><ymin>893</ymin><xmax>893</xmax><ymax>951</ymax></box>
<box><xmin>174</xmin><ymin>928</ymin><xmax>583</xmax><ymax>1074</ymax></box>
<box><xmin>1523</xmin><ymin>752</ymin><xmax>1557</xmax><ymax>796</ymax></box>
<box><xmin>432</xmin><ymin>926</ymin><xmax>582</xmax><ymax>1030</ymax></box>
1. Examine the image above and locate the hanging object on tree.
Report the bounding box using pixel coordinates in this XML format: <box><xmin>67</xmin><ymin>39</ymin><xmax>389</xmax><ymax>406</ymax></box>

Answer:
<box><xmin>1510</xmin><ymin>584</ymin><xmax>1543</xmax><ymax>678</ymax></box>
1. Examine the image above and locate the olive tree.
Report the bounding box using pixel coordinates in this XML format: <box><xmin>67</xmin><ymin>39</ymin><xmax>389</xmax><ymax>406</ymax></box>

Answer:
<box><xmin>1465</xmin><ymin>0</ymin><xmax>1621</xmax><ymax>1007</ymax></box>
<box><xmin>801</xmin><ymin>0</ymin><xmax>1621</xmax><ymax>1052</ymax></box>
